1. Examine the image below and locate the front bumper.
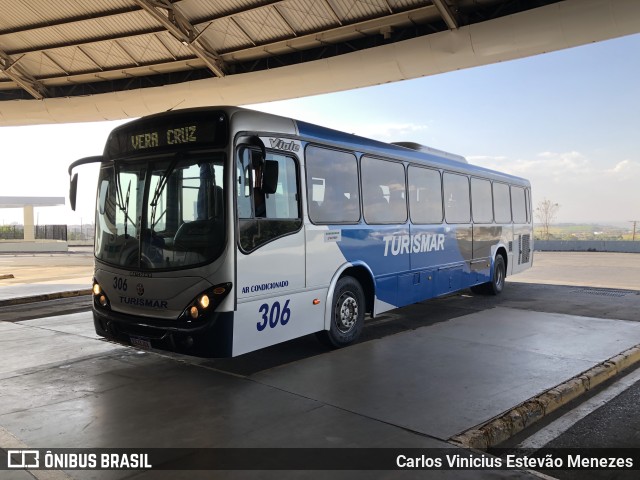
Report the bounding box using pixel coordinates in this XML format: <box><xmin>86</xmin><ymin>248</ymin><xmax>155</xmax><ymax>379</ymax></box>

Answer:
<box><xmin>93</xmin><ymin>306</ymin><xmax>234</xmax><ymax>357</ymax></box>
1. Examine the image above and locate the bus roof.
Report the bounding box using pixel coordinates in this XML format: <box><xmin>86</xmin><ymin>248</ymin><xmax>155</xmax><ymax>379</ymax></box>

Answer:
<box><xmin>107</xmin><ymin>106</ymin><xmax>529</xmax><ymax>187</ymax></box>
<box><xmin>293</xmin><ymin>118</ymin><xmax>529</xmax><ymax>186</ymax></box>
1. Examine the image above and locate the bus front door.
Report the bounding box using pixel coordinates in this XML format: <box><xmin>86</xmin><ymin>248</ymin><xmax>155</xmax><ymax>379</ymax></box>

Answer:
<box><xmin>233</xmin><ymin>150</ymin><xmax>321</xmax><ymax>356</ymax></box>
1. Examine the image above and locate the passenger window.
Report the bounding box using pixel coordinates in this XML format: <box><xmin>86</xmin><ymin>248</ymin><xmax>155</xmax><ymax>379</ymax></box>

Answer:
<box><xmin>237</xmin><ymin>148</ymin><xmax>301</xmax><ymax>252</ymax></box>
<box><xmin>511</xmin><ymin>186</ymin><xmax>527</xmax><ymax>223</ymax></box>
<box><xmin>408</xmin><ymin>166</ymin><xmax>442</xmax><ymax>224</ymax></box>
<box><xmin>361</xmin><ymin>156</ymin><xmax>407</xmax><ymax>224</ymax></box>
<box><xmin>305</xmin><ymin>146</ymin><xmax>360</xmax><ymax>224</ymax></box>
<box><xmin>493</xmin><ymin>183</ymin><xmax>512</xmax><ymax>223</ymax></box>
<box><xmin>443</xmin><ymin>173</ymin><xmax>470</xmax><ymax>223</ymax></box>
<box><xmin>471</xmin><ymin>178</ymin><xmax>493</xmax><ymax>224</ymax></box>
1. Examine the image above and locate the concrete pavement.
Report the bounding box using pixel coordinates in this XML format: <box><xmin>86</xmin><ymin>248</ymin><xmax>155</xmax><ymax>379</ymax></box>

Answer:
<box><xmin>0</xmin><ymin>251</ymin><xmax>640</xmax><ymax>478</ymax></box>
<box><xmin>0</xmin><ymin>248</ymin><xmax>92</xmax><ymax>306</ymax></box>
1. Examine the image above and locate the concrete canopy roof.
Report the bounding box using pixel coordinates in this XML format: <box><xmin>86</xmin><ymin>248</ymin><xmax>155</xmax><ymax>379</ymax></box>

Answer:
<box><xmin>0</xmin><ymin>196</ymin><xmax>65</xmax><ymax>208</ymax></box>
<box><xmin>0</xmin><ymin>1</ymin><xmax>558</xmax><ymax>101</ymax></box>
<box><xmin>1</xmin><ymin>0</ymin><xmax>639</xmax><ymax>126</ymax></box>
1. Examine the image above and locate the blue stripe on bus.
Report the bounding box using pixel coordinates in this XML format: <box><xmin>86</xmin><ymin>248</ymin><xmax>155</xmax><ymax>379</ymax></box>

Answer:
<box><xmin>330</xmin><ymin>225</ymin><xmax>479</xmax><ymax>308</ymax></box>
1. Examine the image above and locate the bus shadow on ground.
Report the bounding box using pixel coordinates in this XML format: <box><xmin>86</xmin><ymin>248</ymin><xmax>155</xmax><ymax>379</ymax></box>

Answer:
<box><xmin>199</xmin><ymin>282</ymin><xmax>640</xmax><ymax>377</ymax></box>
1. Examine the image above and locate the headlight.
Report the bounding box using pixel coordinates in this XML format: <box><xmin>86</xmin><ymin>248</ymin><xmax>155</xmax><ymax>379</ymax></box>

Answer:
<box><xmin>198</xmin><ymin>294</ymin><xmax>210</xmax><ymax>309</ymax></box>
<box><xmin>93</xmin><ymin>279</ymin><xmax>110</xmax><ymax>309</ymax></box>
<box><xmin>180</xmin><ymin>282</ymin><xmax>232</xmax><ymax>321</ymax></box>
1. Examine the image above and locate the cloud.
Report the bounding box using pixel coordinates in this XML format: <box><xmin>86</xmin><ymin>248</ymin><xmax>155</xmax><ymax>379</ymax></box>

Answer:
<box><xmin>606</xmin><ymin>159</ymin><xmax>640</xmax><ymax>177</ymax></box>
<box><xmin>348</xmin><ymin>122</ymin><xmax>430</xmax><ymax>141</ymax></box>
<box><xmin>468</xmin><ymin>151</ymin><xmax>640</xmax><ymax>222</ymax></box>
<box><xmin>469</xmin><ymin>151</ymin><xmax>593</xmax><ymax>183</ymax></box>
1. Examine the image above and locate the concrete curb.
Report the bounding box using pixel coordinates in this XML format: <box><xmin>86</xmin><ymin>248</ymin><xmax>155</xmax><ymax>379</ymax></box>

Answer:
<box><xmin>0</xmin><ymin>289</ymin><xmax>92</xmax><ymax>307</ymax></box>
<box><xmin>450</xmin><ymin>344</ymin><xmax>640</xmax><ymax>450</ymax></box>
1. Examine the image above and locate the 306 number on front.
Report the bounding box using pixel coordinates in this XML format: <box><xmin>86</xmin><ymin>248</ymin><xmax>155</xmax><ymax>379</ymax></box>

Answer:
<box><xmin>257</xmin><ymin>300</ymin><xmax>291</xmax><ymax>331</ymax></box>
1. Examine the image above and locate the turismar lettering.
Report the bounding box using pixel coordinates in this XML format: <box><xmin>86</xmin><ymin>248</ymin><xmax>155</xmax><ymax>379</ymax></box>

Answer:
<box><xmin>383</xmin><ymin>233</ymin><xmax>445</xmax><ymax>256</ymax></box>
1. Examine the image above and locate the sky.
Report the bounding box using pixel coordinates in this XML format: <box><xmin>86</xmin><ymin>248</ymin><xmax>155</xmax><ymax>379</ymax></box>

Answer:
<box><xmin>0</xmin><ymin>32</ymin><xmax>639</xmax><ymax>227</ymax></box>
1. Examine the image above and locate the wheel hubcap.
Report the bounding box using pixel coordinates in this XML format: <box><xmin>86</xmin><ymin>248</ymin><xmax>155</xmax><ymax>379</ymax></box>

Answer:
<box><xmin>336</xmin><ymin>292</ymin><xmax>358</xmax><ymax>333</ymax></box>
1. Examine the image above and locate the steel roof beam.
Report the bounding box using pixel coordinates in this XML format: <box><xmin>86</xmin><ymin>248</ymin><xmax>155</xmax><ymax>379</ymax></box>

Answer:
<box><xmin>222</xmin><ymin>5</ymin><xmax>440</xmax><ymax>61</ymax></box>
<box><xmin>432</xmin><ymin>0</ymin><xmax>458</xmax><ymax>30</ymax></box>
<box><xmin>273</xmin><ymin>5</ymin><xmax>298</xmax><ymax>37</ymax></box>
<box><xmin>132</xmin><ymin>0</ymin><xmax>225</xmax><ymax>77</ymax></box>
<box><xmin>5</xmin><ymin>3</ymin><xmax>438</xmax><ymax>58</ymax></box>
<box><xmin>0</xmin><ymin>51</ymin><xmax>47</xmax><ymax>99</ymax></box>
<box><xmin>23</xmin><ymin>57</ymin><xmax>204</xmax><ymax>86</ymax></box>
<box><xmin>0</xmin><ymin>6</ymin><xmax>143</xmax><ymax>36</ymax></box>
<box><xmin>5</xmin><ymin>28</ymin><xmax>166</xmax><ymax>57</ymax></box>
<box><xmin>230</xmin><ymin>17</ymin><xmax>257</xmax><ymax>47</ymax></box>
<box><xmin>3</xmin><ymin>1</ymin><xmax>302</xmax><ymax>57</ymax></box>
<box><xmin>323</xmin><ymin>0</ymin><xmax>344</xmax><ymax>26</ymax></box>
<box><xmin>0</xmin><ymin>4</ymin><xmax>441</xmax><ymax>88</ymax></box>
<box><xmin>5</xmin><ymin>0</ymin><xmax>332</xmax><ymax>55</ymax></box>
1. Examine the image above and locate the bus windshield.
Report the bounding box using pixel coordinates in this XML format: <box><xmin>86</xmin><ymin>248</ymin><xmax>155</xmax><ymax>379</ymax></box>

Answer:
<box><xmin>95</xmin><ymin>153</ymin><xmax>225</xmax><ymax>270</ymax></box>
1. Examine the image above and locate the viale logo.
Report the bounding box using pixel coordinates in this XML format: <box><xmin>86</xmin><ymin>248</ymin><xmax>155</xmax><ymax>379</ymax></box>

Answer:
<box><xmin>269</xmin><ymin>138</ymin><xmax>300</xmax><ymax>152</ymax></box>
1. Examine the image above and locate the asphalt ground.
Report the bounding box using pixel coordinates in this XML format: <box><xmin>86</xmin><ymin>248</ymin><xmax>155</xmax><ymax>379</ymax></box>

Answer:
<box><xmin>2</xmin><ymin>250</ymin><xmax>640</xmax><ymax>374</ymax></box>
<box><xmin>0</xmin><ymin>250</ymin><xmax>639</xmax><ymax>479</ymax></box>
<box><xmin>0</xmin><ymin>246</ymin><xmax>93</xmax><ymax>286</ymax></box>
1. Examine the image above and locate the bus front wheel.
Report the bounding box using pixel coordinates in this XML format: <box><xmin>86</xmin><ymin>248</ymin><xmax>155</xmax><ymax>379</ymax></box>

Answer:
<box><xmin>318</xmin><ymin>276</ymin><xmax>365</xmax><ymax>348</ymax></box>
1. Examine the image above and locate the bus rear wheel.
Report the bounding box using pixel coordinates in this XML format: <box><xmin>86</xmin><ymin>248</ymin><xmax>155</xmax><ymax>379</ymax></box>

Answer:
<box><xmin>471</xmin><ymin>255</ymin><xmax>506</xmax><ymax>296</ymax></box>
<box><xmin>317</xmin><ymin>276</ymin><xmax>365</xmax><ymax>348</ymax></box>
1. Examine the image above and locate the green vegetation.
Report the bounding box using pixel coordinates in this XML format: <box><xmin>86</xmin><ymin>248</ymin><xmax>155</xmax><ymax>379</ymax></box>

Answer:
<box><xmin>0</xmin><ymin>225</ymin><xmax>23</xmax><ymax>240</ymax></box>
<box><xmin>534</xmin><ymin>224</ymin><xmax>637</xmax><ymax>241</ymax></box>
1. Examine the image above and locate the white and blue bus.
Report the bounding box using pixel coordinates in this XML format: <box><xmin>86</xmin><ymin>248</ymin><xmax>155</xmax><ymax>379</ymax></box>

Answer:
<box><xmin>69</xmin><ymin>106</ymin><xmax>533</xmax><ymax>357</ymax></box>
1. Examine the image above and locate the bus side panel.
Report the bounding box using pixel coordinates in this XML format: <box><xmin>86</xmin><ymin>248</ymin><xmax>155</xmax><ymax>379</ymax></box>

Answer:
<box><xmin>409</xmin><ymin>224</ymin><xmax>469</xmax><ymax>301</ymax></box>
<box><xmin>500</xmin><ymin>224</ymin><xmax>515</xmax><ymax>275</ymax></box>
<box><xmin>471</xmin><ymin>225</ymin><xmax>503</xmax><ymax>284</ymax></box>
<box><xmin>472</xmin><ymin>226</ymin><xmax>503</xmax><ymax>259</ymax></box>
<box><xmin>232</xmin><ymin>289</ymin><xmax>326</xmax><ymax>356</ymax></box>
<box><xmin>335</xmin><ymin>224</ymin><xmax>410</xmax><ymax>308</ymax></box>
<box><xmin>305</xmin><ymin>224</ymin><xmax>352</xmax><ymax>290</ymax></box>
<box><xmin>305</xmin><ymin>223</ymin><xmax>410</xmax><ymax>310</ymax></box>
<box><xmin>398</xmin><ymin>269</ymin><xmax>436</xmax><ymax>304</ymax></box>
<box><xmin>512</xmin><ymin>223</ymin><xmax>533</xmax><ymax>274</ymax></box>
<box><xmin>236</xmin><ymin>229</ymin><xmax>305</xmax><ymax>300</ymax></box>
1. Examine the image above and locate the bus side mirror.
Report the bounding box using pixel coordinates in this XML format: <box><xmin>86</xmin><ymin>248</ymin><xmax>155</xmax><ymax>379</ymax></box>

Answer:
<box><xmin>68</xmin><ymin>155</ymin><xmax>104</xmax><ymax>212</ymax></box>
<box><xmin>263</xmin><ymin>160</ymin><xmax>279</xmax><ymax>194</ymax></box>
<box><xmin>69</xmin><ymin>173</ymin><xmax>78</xmax><ymax>211</ymax></box>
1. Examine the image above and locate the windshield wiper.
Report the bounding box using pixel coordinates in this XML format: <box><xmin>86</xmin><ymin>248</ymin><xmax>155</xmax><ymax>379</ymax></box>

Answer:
<box><xmin>113</xmin><ymin>162</ymin><xmax>136</xmax><ymax>238</ymax></box>
<box><xmin>150</xmin><ymin>155</ymin><xmax>180</xmax><ymax>231</ymax></box>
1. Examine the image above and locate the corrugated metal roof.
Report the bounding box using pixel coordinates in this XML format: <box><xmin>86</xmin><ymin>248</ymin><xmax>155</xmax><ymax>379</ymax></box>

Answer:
<box><xmin>332</xmin><ymin>0</ymin><xmax>389</xmax><ymax>22</ymax></box>
<box><xmin>233</xmin><ymin>8</ymin><xmax>293</xmax><ymax>44</ymax></box>
<box><xmin>280</xmin><ymin>0</ymin><xmax>340</xmax><ymax>34</ymax></box>
<box><xmin>0</xmin><ymin>0</ymin><xmax>566</xmax><ymax>100</ymax></box>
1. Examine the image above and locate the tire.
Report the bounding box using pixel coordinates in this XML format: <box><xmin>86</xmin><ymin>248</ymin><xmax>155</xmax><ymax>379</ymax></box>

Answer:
<box><xmin>487</xmin><ymin>254</ymin><xmax>506</xmax><ymax>295</ymax></box>
<box><xmin>470</xmin><ymin>255</ymin><xmax>506</xmax><ymax>296</ymax></box>
<box><xmin>317</xmin><ymin>276</ymin><xmax>365</xmax><ymax>348</ymax></box>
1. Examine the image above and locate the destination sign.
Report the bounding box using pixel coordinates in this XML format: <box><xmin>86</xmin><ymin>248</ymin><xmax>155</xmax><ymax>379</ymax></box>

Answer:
<box><xmin>105</xmin><ymin>109</ymin><xmax>228</xmax><ymax>158</ymax></box>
